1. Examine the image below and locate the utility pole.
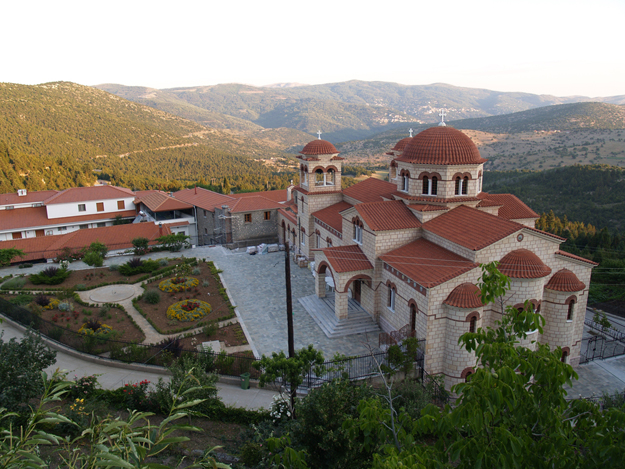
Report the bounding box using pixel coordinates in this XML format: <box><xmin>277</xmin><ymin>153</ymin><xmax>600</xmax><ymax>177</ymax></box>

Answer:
<box><xmin>285</xmin><ymin>241</ymin><xmax>295</xmax><ymax>358</ymax></box>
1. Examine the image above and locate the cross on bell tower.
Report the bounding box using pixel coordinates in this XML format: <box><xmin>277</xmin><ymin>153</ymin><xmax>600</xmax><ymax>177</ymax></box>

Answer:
<box><xmin>409</xmin><ymin>128</ymin><xmax>413</xmax><ymax>138</ymax></box>
<box><xmin>438</xmin><ymin>109</ymin><xmax>447</xmax><ymax>127</ymax></box>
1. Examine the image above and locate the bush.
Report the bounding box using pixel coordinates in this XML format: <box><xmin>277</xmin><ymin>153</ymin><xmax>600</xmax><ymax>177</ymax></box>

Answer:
<box><xmin>83</xmin><ymin>251</ymin><xmax>103</xmax><ymax>267</ymax></box>
<box><xmin>158</xmin><ymin>259</ymin><xmax>168</xmax><ymax>267</ymax></box>
<box><xmin>109</xmin><ymin>264</ymin><xmax>119</xmax><ymax>271</ymax></box>
<box><xmin>59</xmin><ymin>302</ymin><xmax>71</xmax><ymax>312</ymax></box>
<box><xmin>119</xmin><ymin>258</ymin><xmax>160</xmax><ymax>276</ymax></box>
<box><xmin>294</xmin><ymin>379</ymin><xmax>377</xmax><ymax>468</ymax></box>
<box><xmin>144</xmin><ymin>289</ymin><xmax>160</xmax><ymax>304</ymax></box>
<box><xmin>30</xmin><ymin>267</ymin><xmax>70</xmax><ymax>285</ymax></box>
<box><xmin>1</xmin><ymin>277</ymin><xmax>26</xmax><ymax>290</ymax></box>
<box><xmin>34</xmin><ymin>294</ymin><xmax>51</xmax><ymax>307</ymax></box>
<box><xmin>7</xmin><ymin>294</ymin><xmax>33</xmax><ymax>306</ymax></box>
<box><xmin>132</xmin><ymin>237</ymin><xmax>149</xmax><ymax>255</ymax></box>
<box><xmin>87</xmin><ymin>241</ymin><xmax>108</xmax><ymax>259</ymax></box>
<box><xmin>192</xmin><ymin>267</ymin><xmax>201</xmax><ymax>275</ymax></box>
<box><xmin>202</xmin><ymin>279</ymin><xmax>210</xmax><ymax>287</ymax></box>
<box><xmin>75</xmin><ymin>283</ymin><xmax>87</xmax><ymax>291</ymax></box>
<box><xmin>18</xmin><ymin>263</ymin><xmax>33</xmax><ymax>269</ymax></box>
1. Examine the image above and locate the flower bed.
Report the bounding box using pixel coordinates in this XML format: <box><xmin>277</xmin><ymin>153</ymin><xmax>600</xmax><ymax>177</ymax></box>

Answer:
<box><xmin>78</xmin><ymin>322</ymin><xmax>113</xmax><ymax>336</ymax></box>
<box><xmin>159</xmin><ymin>277</ymin><xmax>199</xmax><ymax>293</ymax></box>
<box><xmin>167</xmin><ymin>299</ymin><xmax>211</xmax><ymax>322</ymax></box>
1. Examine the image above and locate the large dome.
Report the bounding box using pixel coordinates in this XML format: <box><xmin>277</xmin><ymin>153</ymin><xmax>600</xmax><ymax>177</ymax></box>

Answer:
<box><xmin>545</xmin><ymin>269</ymin><xmax>586</xmax><ymax>292</ymax></box>
<box><xmin>499</xmin><ymin>249</ymin><xmax>552</xmax><ymax>279</ymax></box>
<box><xmin>399</xmin><ymin>127</ymin><xmax>487</xmax><ymax>165</ymax></box>
<box><xmin>301</xmin><ymin>139</ymin><xmax>339</xmax><ymax>156</ymax></box>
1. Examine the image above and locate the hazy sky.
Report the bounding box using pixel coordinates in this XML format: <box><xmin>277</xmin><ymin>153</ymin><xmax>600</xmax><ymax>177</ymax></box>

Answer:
<box><xmin>2</xmin><ymin>0</ymin><xmax>623</xmax><ymax>97</ymax></box>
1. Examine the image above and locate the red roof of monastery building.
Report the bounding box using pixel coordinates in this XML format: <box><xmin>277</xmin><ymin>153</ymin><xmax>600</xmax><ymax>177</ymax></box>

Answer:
<box><xmin>396</xmin><ymin>127</ymin><xmax>487</xmax><ymax>166</ymax></box>
<box><xmin>498</xmin><ymin>249</ymin><xmax>552</xmax><ymax>279</ymax></box>
<box><xmin>380</xmin><ymin>238</ymin><xmax>478</xmax><ymax>288</ymax></box>
<box><xmin>301</xmin><ymin>139</ymin><xmax>339</xmax><ymax>155</ymax></box>
<box><xmin>321</xmin><ymin>245</ymin><xmax>373</xmax><ymax>273</ymax></box>
<box><xmin>545</xmin><ymin>269</ymin><xmax>586</xmax><ymax>292</ymax></box>
<box><xmin>174</xmin><ymin>187</ymin><xmax>235</xmax><ymax>212</ymax></box>
<box><xmin>342</xmin><ymin>178</ymin><xmax>397</xmax><ymax>203</ymax></box>
<box><xmin>423</xmin><ymin>205</ymin><xmax>523</xmax><ymax>251</ymax></box>
<box><xmin>392</xmin><ymin>137</ymin><xmax>413</xmax><ymax>152</ymax></box>
<box><xmin>555</xmin><ymin>250</ymin><xmax>599</xmax><ymax>266</ymax></box>
<box><xmin>444</xmin><ymin>283</ymin><xmax>485</xmax><ymax>308</ymax></box>
<box><xmin>355</xmin><ymin>200</ymin><xmax>422</xmax><ymax>231</ymax></box>
<box><xmin>313</xmin><ymin>201</ymin><xmax>352</xmax><ymax>233</ymax></box>
<box><xmin>134</xmin><ymin>191</ymin><xmax>194</xmax><ymax>212</ymax></box>
<box><xmin>0</xmin><ymin>190</ymin><xmax>58</xmax><ymax>206</ymax></box>
<box><xmin>45</xmin><ymin>185</ymin><xmax>134</xmax><ymax>204</ymax></box>
<box><xmin>231</xmin><ymin>189</ymin><xmax>289</xmax><ymax>203</ymax></box>
<box><xmin>228</xmin><ymin>196</ymin><xmax>284</xmax><ymax>213</ymax></box>
<box><xmin>477</xmin><ymin>192</ymin><xmax>539</xmax><ymax>220</ymax></box>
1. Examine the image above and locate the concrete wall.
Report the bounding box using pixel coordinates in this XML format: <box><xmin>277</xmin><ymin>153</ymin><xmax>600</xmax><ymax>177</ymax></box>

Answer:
<box><xmin>46</xmin><ymin>197</ymin><xmax>135</xmax><ymax>219</ymax></box>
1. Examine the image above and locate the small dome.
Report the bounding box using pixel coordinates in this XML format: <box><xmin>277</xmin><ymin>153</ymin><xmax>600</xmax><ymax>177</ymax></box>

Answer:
<box><xmin>400</xmin><ymin>127</ymin><xmax>487</xmax><ymax>165</ymax></box>
<box><xmin>392</xmin><ymin>137</ymin><xmax>413</xmax><ymax>152</ymax></box>
<box><xmin>499</xmin><ymin>249</ymin><xmax>552</xmax><ymax>279</ymax></box>
<box><xmin>444</xmin><ymin>283</ymin><xmax>485</xmax><ymax>308</ymax></box>
<box><xmin>301</xmin><ymin>139</ymin><xmax>339</xmax><ymax>156</ymax></box>
<box><xmin>545</xmin><ymin>269</ymin><xmax>586</xmax><ymax>292</ymax></box>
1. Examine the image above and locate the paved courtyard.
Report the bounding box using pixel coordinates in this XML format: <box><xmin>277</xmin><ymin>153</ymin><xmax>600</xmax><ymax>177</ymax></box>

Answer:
<box><xmin>203</xmin><ymin>246</ymin><xmax>381</xmax><ymax>358</ymax></box>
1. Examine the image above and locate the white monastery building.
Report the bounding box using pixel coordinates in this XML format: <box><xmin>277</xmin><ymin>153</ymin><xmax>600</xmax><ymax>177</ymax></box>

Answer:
<box><xmin>277</xmin><ymin>125</ymin><xmax>596</xmax><ymax>389</ymax></box>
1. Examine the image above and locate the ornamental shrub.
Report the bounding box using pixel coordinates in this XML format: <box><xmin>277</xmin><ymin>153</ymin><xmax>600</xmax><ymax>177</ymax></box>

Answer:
<box><xmin>30</xmin><ymin>267</ymin><xmax>70</xmax><ymax>285</ymax></box>
<box><xmin>7</xmin><ymin>294</ymin><xmax>32</xmax><ymax>306</ymax></box>
<box><xmin>59</xmin><ymin>302</ymin><xmax>71</xmax><ymax>312</ymax></box>
<box><xmin>158</xmin><ymin>258</ymin><xmax>168</xmax><ymax>266</ymax></box>
<box><xmin>1</xmin><ymin>277</ymin><xmax>26</xmax><ymax>290</ymax></box>
<box><xmin>83</xmin><ymin>251</ymin><xmax>103</xmax><ymax>267</ymax></box>
<box><xmin>34</xmin><ymin>294</ymin><xmax>51</xmax><ymax>307</ymax></box>
<box><xmin>78</xmin><ymin>319</ymin><xmax>112</xmax><ymax>336</ymax></box>
<box><xmin>109</xmin><ymin>264</ymin><xmax>119</xmax><ymax>271</ymax></box>
<box><xmin>132</xmin><ymin>237</ymin><xmax>149</xmax><ymax>255</ymax></box>
<box><xmin>144</xmin><ymin>289</ymin><xmax>160</xmax><ymax>305</ymax></box>
<box><xmin>119</xmin><ymin>258</ymin><xmax>160</xmax><ymax>276</ymax></box>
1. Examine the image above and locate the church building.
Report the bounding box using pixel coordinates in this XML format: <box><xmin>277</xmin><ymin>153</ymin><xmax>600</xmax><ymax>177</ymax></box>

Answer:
<box><xmin>277</xmin><ymin>124</ymin><xmax>596</xmax><ymax>389</ymax></box>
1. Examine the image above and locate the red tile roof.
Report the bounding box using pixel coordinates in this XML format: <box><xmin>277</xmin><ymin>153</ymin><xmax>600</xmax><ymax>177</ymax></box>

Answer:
<box><xmin>134</xmin><ymin>191</ymin><xmax>194</xmax><ymax>212</ymax></box>
<box><xmin>545</xmin><ymin>269</ymin><xmax>586</xmax><ymax>292</ymax></box>
<box><xmin>322</xmin><ymin>245</ymin><xmax>373</xmax><ymax>273</ymax></box>
<box><xmin>44</xmin><ymin>185</ymin><xmax>135</xmax><ymax>204</ymax></box>
<box><xmin>312</xmin><ymin>201</ymin><xmax>352</xmax><ymax>233</ymax></box>
<box><xmin>380</xmin><ymin>238</ymin><xmax>478</xmax><ymax>288</ymax></box>
<box><xmin>477</xmin><ymin>192</ymin><xmax>539</xmax><ymax>220</ymax></box>
<box><xmin>355</xmin><ymin>200</ymin><xmax>421</xmax><ymax>231</ymax></box>
<box><xmin>231</xmin><ymin>189</ymin><xmax>288</xmax><ymax>203</ymax></box>
<box><xmin>444</xmin><ymin>283</ymin><xmax>485</xmax><ymax>308</ymax></box>
<box><xmin>0</xmin><ymin>222</ymin><xmax>175</xmax><ymax>262</ymax></box>
<box><xmin>301</xmin><ymin>139</ymin><xmax>339</xmax><ymax>155</ymax></box>
<box><xmin>0</xmin><ymin>207</ymin><xmax>136</xmax><ymax>231</ymax></box>
<box><xmin>396</xmin><ymin>127</ymin><xmax>487</xmax><ymax>166</ymax></box>
<box><xmin>392</xmin><ymin>137</ymin><xmax>413</xmax><ymax>151</ymax></box>
<box><xmin>555</xmin><ymin>250</ymin><xmax>599</xmax><ymax>266</ymax></box>
<box><xmin>342</xmin><ymin>178</ymin><xmax>397</xmax><ymax>203</ymax></box>
<box><xmin>278</xmin><ymin>208</ymin><xmax>297</xmax><ymax>224</ymax></box>
<box><xmin>423</xmin><ymin>205</ymin><xmax>523</xmax><ymax>251</ymax></box>
<box><xmin>0</xmin><ymin>190</ymin><xmax>58</xmax><ymax>206</ymax></box>
<box><xmin>524</xmin><ymin>226</ymin><xmax>566</xmax><ymax>242</ymax></box>
<box><xmin>408</xmin><ymin>204</ymin><xmax>449</xmax><ymax>212</ymax></box>
<box><xmin>293</xmin><ymin>187</ymin><xmax>343</xmax><ymax>196</ymax></box>
<box><xmin>228</xmin><ymin>196</ymin><xmax>284</xmax><ymax>213</ymax></box>
<box><xmin>174</xmin><ymin>187</ymin><xmax>235</xmax><ymax>212</ymax></box>
<box><xmin>498</xmin><ymin>249</ymin><xmax>552</xmax><ymax>279</ymax></box>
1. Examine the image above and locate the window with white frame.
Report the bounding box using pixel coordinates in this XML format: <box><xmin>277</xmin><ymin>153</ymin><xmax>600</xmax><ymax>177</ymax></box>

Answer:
<box><xmin>78</xmin><ymin>204</ymin><xmax>86</xmax><ymax>212</ymax></box>
<box><xmin>422</xmin><ymin>176</ymin><xmax>438</xmax><ymax>195</ymax></box>
<box><xmin>402</xmin><ymin>174</ymin><xmax>409</xmax><ymax>192</ymax></box>
<box><xmin>388</xmin><ymin>285</ymin><xmax>396</xmax><ymax>312</ymax></box>
<box><xmin>353</xmin><ymin>222</ymin><xmax>363</xmax><ymax>244</ymax></box>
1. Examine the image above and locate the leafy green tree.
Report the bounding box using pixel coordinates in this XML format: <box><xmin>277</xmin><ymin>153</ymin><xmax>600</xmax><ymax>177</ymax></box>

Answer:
<box><xmin>156</xmin><ymin>232</ymin><xmax>190</xmax><ymax>252</ymax></box>
<box><xmin>132</xmin><ymin>237</ymin><xmax>149</xmax><ymax>255</ymax></box>
<box><xmin>253</xmin><ymin>345</ymin><xmax>325</xmax><ymax>414</ymax></box>
<box><xmin>0</xmin><ymin>248</ymin><xmax>25</xmax><ymax>267</ymax></box>
<box><xmin>0</xmin><ymin>331</ymin><xmax>56</xmax><ymax>412</ymax></box>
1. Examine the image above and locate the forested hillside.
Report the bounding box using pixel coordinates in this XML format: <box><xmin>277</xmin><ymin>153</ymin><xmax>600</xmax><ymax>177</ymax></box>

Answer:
<box><xmin>483</xmin><ymin>165</ymin><xmax>625</xmax><ymax>230</ymax></box>
<box><xmin>0</xmin><ymin>82</ymin><xmax>301</xmax><ymax>193</ymax></box>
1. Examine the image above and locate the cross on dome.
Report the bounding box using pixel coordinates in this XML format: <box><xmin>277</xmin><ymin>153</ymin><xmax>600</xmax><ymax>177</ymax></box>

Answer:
<box><xmin>438</xmin><ymin>109</ymin><xmax>447</xmax><ymax>127</ymax></box>
<box><xmin>317</xmin><ymin>130</ymin><xmax>322</xmax><ymax>140</ymax></box>
<box><xmin>409</xmin><ymin>128</ymin><xmax>413</xmax><ymax>138</ymax></box>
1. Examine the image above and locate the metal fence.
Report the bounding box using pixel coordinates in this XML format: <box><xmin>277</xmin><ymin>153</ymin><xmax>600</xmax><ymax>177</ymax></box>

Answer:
<box><xmin>580</xmin><ymin>335</ymin><xmax>625</xmax><ymax>364</ymax></box>
<box><xmin>0</xmin><ymin>297</ymin><xmax>447</xmax><ymax>403</ymax></box>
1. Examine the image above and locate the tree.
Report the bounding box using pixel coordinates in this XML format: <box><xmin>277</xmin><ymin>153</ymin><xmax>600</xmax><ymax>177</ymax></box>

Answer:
<box><xmin>156</xmin><ymin>232</ymin><xmax>190</xmax><ymax>252</ymax></box>
<box><xmin>0</xmin><ymin>330</ymin><xmax>56</xmax><ymax>412</ymax></box>
<box><xmin>253</xmin><ymin>344</ymin><xmax>325</xmax><ymax>414</ymax></box>
<box><xmin>132</xmin><ymin>237</ymin><xmax>149</xmax><ymax>255</ymax></box>
<box><xmin>0</xmin><ymin>248</ymin><xmax>24</xmax><ymax>267</ymax></box>
<box><xmin>346</xmin><ymin>262</ymin><xmax>625</xmax><ymax>468</ymax></box>
<box><xmin>221</xmin><ymin>177</ymin><xmax>231</xmax><ymax>195</ymax></box>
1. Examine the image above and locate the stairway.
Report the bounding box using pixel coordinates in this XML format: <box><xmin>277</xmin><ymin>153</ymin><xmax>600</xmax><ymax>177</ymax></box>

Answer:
<box><xmin>299</xmin><ymin>294</ymin><xmax>381</xmax><ymax>338</ymax></box>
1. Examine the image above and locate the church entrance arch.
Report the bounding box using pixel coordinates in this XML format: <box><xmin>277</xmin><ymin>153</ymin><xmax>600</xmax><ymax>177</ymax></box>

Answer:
<box><xmin>345</xmin><ymin>274</ymin><xmax>372</xmax><ymax>306</ymax></box>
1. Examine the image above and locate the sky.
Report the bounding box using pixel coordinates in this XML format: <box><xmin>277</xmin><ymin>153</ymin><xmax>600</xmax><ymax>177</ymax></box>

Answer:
<box><xmin>2</xmin><ymin>0</ymin><xmax>623</xmax><ymax>97</ymax></box>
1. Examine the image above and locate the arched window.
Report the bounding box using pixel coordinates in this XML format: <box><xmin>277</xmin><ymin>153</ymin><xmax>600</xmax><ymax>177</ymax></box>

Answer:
<box><xmin>390</xmin><ymin>164</ymin><xmax>397</xmax><ymax>180</ymax></box>
<box><xmin>462</xmin><ymin>176</ymin><xmax>469</xmax><ymax>195</ymax></box>
<box><xmin>303</xmin><ymin>169</ymin><xmax>308</xmax><ymax>185</ymax></box>
<box><xmin>353</xmin><ymin>219</ymin><xmax>363</xmax><ymax>244</ymax></box>
<box><xmin>567</xmin><ymin>299</ymin><xmax>575</xmax><ymax>321</ymax></box>
<box><xmin>455</xmin><ymin>176</ymin><xmax>461</xmax><ymax>195</ymax></box>
<box><xmin>469</xmin><ymin>316</ymin><xmax>477</xmax><ymax>333</ymax></box>
<box><xmin>301</xmin><ymin>227</ymin><xmax>306</xmax><ymax>246</ymax></box>
<box><xmin>326</xmin><ymin>169</ymin><xmax>335</xmax><ymax>185</ymax></box>
<box><xmin>315</xmin><ymin>169</ymin><xmax>324</xmax><ymax>186</ymax></box>
<box><xmin>431</xmin><ymin>176</ymin><xmax>438</xmax><ymax>195</ymax></box>
<box><xmin>326</xmin><ymin>237</ymin><xmax>333</xmax><ymax>248</ymax></box>
<box><xmin>402</xmin><ymin>174</ymin><xmax>409</xmax><ymax>192</ymax></box>
<box><xmin>465</xmin><ymin>371</ymin><xmax>473</xmax><ymax>382</ymax></box>
<box><xmin>316</xmin><ymin>231</ymin><xmax>321</xmax><ymax>248</ymax></box>
<box><xmin>388</xmin><ymin>285</ymin><xmax>396</xmax><ymax>312</ymax></box>
<box><xmin>561</xmin><ymin>348</ymin><xmax>570</xmax><ymax>363</ymax></box>
<box><xmin>422</xmin><ymin>176</ymin><xmax>429</xmax><ymax>195</ymax></box>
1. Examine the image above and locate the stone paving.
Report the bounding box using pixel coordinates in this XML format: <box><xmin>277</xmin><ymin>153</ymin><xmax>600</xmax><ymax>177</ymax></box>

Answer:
<box><xmin>203</xmin><ymin>246</ymin><xmax>381</xmax><ymax>358</ymax></box>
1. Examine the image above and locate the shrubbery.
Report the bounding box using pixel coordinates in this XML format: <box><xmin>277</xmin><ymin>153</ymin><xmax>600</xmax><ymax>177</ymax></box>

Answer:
<box><xmin>118</xmin><ymin>257</ymin><xmax>160</xmax><ymax>276</ymax></box>
<box><xmin>30</xmin><ymin>266</ymin><xmax>70</xmax><ymax>285</ymax></box>
<box><xmin>144</xmin><ymin>289</ymin><xmax>160</xmax><ymax>304</ymax></box>
<box><xmin>1</xmin><ymin>277</ymin><xmax>26</xmax><ymax>290</ymax></box>
<box><xmin>83</xmin><ymin>251</ymin><xmax>103</xmax><ymax>267</ymax></box>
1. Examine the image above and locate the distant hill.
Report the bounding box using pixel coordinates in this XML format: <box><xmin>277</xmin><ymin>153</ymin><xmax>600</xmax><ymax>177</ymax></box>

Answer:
<box><xmin>96</xmin><ymin>80</ymin><xmax>625</xmax><ymax>145</ymax></box>
<box><xmin>0</xmin><ymin>82</ymin><xmax>298</xmax><ymax>193</ymax></box>
<box><xmin>483</xmin><ymin>165</ymin><xmax>625</xmax><ymax>231</ymax></box>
